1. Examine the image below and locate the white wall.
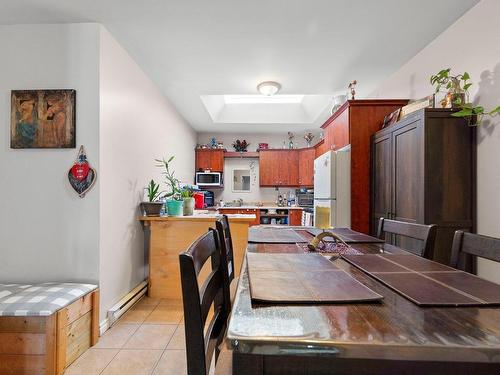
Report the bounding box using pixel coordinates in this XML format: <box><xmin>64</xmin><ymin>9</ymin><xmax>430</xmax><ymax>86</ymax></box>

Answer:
<box><xmin>0</xmin><ymin>24</ymin><xmax>100</xmax><ymax>284</ymax></box>
<box><xmin>370</xmin><ymin>0</ymin><xmax>500</xmax><ymax>283</ymax></box>
<box><xmin>99</xmin><ymin>27</ymin><xmax>196</xmax><ymax>318</ymax></box>
<box><xmin>198</xmin><ymin>132</ymin><xmax>319</xmax><ymax>203</ymax></box>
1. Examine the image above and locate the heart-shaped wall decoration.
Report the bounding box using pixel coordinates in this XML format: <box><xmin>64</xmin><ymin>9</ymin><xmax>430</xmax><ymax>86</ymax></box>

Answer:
<box><xmin>68</xmin><ymin>145</ymin><xmax>97</xmax><ymax>198</ymax></box>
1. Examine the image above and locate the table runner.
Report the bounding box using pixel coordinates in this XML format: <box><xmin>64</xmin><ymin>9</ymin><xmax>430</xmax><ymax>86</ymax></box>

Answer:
<box><xmin>342</xmin><ymin>254</ymin><xmax>500</xmax><ymax>306</ymax></box>
<box><xmin>248</xmin><ymin>227</ymin><xmax>307</xmax><ymax>243</ymax></box>
<box><xmin>247</xmin><ymin>253</ymin><xmax>383</xmax><ymax>303</ymax></box>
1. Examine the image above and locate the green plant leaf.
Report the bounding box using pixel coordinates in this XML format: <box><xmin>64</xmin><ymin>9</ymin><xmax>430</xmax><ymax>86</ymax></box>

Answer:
<box><xmin>488</xmin><ymin>106</ymin><xmax>500</xmax><ymax>116</ymax></box>
<box><xmin>463</xmin><ymin>83</ymin><xmax>472</xmax><ymax>91</ymax></box>
<box><xmin>462</xmin><ymin>72</ymin><xmax>470</xmax><ymax>81</ymax></box>
<box><xmin>451</xmin><ymin>108</ymin><xmax>473</xmax><ymax>117</ymax></box>
<box><xmin>473</xmin><ymin>106</ymin><xmax>484</xmax><ymax>114</ymax></box>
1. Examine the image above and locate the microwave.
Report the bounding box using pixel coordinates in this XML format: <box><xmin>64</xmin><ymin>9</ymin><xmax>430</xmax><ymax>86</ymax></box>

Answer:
<box><xmin>195</xmin><ymin>171</ymin><xmax>222</xmax><ymax>187</ymax></box>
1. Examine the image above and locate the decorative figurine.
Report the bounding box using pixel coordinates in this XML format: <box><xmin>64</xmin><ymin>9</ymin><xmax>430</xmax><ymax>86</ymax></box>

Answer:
<box><xmin>210</xmin><ymin>137</ymin><xmax>218</xmax><ymax>149</ymax></box>
<box><xmin>287</xmin><ymin>132</ymin><xmax>295</xmax><ymax>149</ymax></box>
<box><xmin>348</xmin><ymin>80</ymin><xmax>357</xmax><ymax>100</ymax></box>
<box><xmin>232</xmin><ymin>139</ymin><xmax>249</xmax><ymax>152</ymax></box>
<box><xmin>303</xmin><ymin>132</ymin><xmax>314</xmax><ymax>147</ymax></box>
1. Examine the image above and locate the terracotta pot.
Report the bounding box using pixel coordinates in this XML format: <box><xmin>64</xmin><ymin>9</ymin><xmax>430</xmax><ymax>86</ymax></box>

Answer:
<box><xmin>141</xmin><ymin>202</ymin><xmax>163</xmax><ymax>216</ymax></box>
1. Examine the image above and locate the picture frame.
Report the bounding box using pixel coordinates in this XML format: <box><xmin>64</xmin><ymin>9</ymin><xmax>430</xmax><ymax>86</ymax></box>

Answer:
<box><xmin>10</xmin><ymin>89</ymin><xmax>76</xmax><ymax>149</ymax></box>
<box><xmin>382</xmin><ymin>108</ymin><xmax>401</xmax><ymax>129</ymax></box>
<box><xmin>400</xmin><ymin>94</ymin><xmax>435</xmax><ymax>120</ymax></box>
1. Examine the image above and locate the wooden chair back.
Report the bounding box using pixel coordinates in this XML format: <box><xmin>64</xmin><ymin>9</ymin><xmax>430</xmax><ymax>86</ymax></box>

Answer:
<box><xmin>450</xmin><ymin>230</ymin><xmax>500</xmax><ymax>270</ymax></box>
<box><xmin>179</xmin><ymin>229</ymin><xmax>230</xmax><ymax>375</ymax></box>
<box><xmin>216</xmin><ymin>215</ymin><xmax>235</xmax><ymax>283</ymax></box>
<box><xmin>377</xmin><ymin>218</ymin><xmax>437</xmax><ymax>258</ymax></box>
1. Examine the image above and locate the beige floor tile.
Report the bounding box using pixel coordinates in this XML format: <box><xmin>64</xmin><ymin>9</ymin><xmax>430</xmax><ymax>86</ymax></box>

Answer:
<box><xmin>144</xmin><ymin>305</ymin><xmax>183</xmax><ymax>324</ymax></box>
<box><xmin>136</xmin><ymin>296</ymin><xmax>161</xmax><ymax>307</ymax></box>
<box><xmin>124</xmin><ymin>324</ymin><xmax>177</xmax><ymax>349</ymax></box>
<box><xmin>118</xmin><ymin>303</ymin><xmax>156</xmax><ymax>324</ymax></box>
<box><xmin>167</xmin><ymin>324</ymin><xmax>185</xmax><ymax>350</ymax></box>
<box><xmin>94</xmin><ymin>323</ymin><xmax>140</xmax><ymax>349</ymax></box>
<box><xmin>159</xmin><ymin>298</ymin><xmax>183</xmax><ymax>307</ymax></box>
<box><xmin>152</xmin><ymin>349</ymin><xmax>187</xmax><ymax>375</ymax></box>
<box><xmin>101</xmin><ymin>349</ymin><xmax>163</xmax><ymax>375</ymax></box>
<box><xmin>64</xmin><ymin>348</ymin><xmax>119</xmax><ymax>375</ymax></box>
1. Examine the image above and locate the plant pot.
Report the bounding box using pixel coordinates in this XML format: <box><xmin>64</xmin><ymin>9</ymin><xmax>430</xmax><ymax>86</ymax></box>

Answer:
<box><xmin>166</xmin><ymin>199</ymin><xmax>184</xmax><ymax>217</ymax></box>
<box><xmin>141</xmin><ymin>202</ymin><xmax>164</xmax><ymax>216</ymax></box>
<box><xmin>183</xmin><ymin>197</ymin><xmax>195</xmax><ymax>216</ymax></box>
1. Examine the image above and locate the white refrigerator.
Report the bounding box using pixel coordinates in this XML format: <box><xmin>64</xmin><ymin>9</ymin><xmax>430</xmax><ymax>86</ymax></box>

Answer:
<box><xmin>313</xmin><ymin>147</ymin><xmax>351</xmax><ymax>228</ymax></box>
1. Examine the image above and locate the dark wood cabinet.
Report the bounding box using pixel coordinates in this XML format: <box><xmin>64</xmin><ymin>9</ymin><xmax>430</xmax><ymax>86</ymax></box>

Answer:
<box><xmin>298</xmin><ymin>148</ymin><xmax>315</xmax><ymax>187</ymax></box>
<box><xmin>195</xmin><ymin>149</ymin><xmax>224</xmax><ymax>172</ymax></box>
<box><xmin>288</xmin><ymin>209</ymin><xmax>303</xmax><ymax>226</ymax></box>
<box><xmin>371</xmin><ymin>109</ymin><xmax>475</xmax><ymax>265</ymax></box>
<box><xmin>259</xmin><ymin>150</ymin><xmax>299</xmax><ymax>187</ymax></box>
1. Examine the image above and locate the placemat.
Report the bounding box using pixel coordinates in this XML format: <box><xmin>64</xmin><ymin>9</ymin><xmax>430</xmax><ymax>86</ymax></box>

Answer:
<box><xmin>248</xmin><ymin>227</ymin><xmax>307</xmax><ymax>243</ymax></box>
<box><xmin>307</xmin><ymin>228</ymin><xmax>385</xmax><ymax>243</ymax></box>
<box><xmin>342</xmin><ymin>254</ymin><xmax>500</xmax><ymax>307</ymax></box>
<box><xmin>246</xmin><ymin>253</ymin><xmax>383</xmax><ymax>304</ymax></box>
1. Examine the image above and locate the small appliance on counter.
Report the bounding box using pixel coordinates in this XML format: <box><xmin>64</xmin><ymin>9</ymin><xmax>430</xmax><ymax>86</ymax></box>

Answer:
<box><xmin>202</xmin><ymin>190</ymin><xmax>215</xmax><ymax>208</ymax></box>
<box><xmin>195</xmin><ymin>171</ymin><xmax>223</xmax><ymax>187</ymax></box>
<box><xmin>296</xmin><ymin>188</ymin><xmax>314</xmax><ymax>208</ymax></box>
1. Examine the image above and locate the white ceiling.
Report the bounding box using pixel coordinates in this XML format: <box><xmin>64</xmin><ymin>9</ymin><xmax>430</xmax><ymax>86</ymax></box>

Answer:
<box><xmin>1</xmin><ymin>0</ymin><xmax>479</xmax><ymax>133</ymax></box>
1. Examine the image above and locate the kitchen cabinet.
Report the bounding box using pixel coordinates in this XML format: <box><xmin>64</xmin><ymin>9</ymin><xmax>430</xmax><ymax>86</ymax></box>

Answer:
<box><xmin>298</xmin><ymin>148</ymin><xmax>315</xmax><ymax>187</ymax></box>
<box><xmin>371</xmin><ymin>109</ymin><xmax>475</xmax><ymax>265</ymax></box>
<box><xmin>195</xmin><ymin>149</ymin><xmax>224</xmax><ymax>172</ymax></box>
<box><xmin>288</xmin><ymin>209</ymin><xmax>303</xmax><ymax>226</ymax></box>
<box><xmin>314</xmin><ymin>99</ymin><xmax>408</xmax><ymax>234</ymax></box>
<box><xmin>259</xmin><ymin>150</ymin><xmax>299</xmax><ymax>187</ymax></box>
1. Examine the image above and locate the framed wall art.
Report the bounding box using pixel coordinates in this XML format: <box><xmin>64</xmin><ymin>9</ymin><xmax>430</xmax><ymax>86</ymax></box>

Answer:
<box><xmin>10</xmin><ymin>89</ymin><xmax>76</xmax><ymax>149</ymax></box>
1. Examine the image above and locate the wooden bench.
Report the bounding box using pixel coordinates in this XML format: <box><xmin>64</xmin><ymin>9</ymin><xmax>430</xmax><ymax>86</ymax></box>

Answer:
<box><xmin>0</xmin><ymin>283</ymin><xmax>99</xmax><ymax>375</ymax></box>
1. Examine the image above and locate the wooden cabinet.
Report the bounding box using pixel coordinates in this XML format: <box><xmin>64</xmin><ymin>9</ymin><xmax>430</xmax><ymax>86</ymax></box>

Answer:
<box><xmin>288</xmin><ymin>209</ymin><xmax>303</xmax><ymax>226</ymax></box>
<box><xmin>259</xmin><ymin>150</ymin><xmax>299</xmax><ymax>187</ymax></box>
<box><xmin>314</xmin><ymin>99</ymin><xmax>408</xmax><ymax>234</ymax></box>
<box><xmin>371</xmin><ymin>109</ymin><xmax>475</xmax><ymax>265</ymax></box>
<box><xmin>195</xmin><ymin>149</ymin><xmax>224</xmax><ymax>172</ymax></box>
<box><xmin>298</xmin><ymin>148</ymin><xmax>315</xmax><ymax>187</ymax></box>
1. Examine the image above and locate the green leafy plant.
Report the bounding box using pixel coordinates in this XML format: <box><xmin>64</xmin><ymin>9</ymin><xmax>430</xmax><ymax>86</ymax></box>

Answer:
<box><xmin>430</xmin><ymin>68</ymin><xmax>500</xmax><ymax>125</ymax></box>
<box><xmin>181</xmin><ymin>186</ymin><xmax>195</xmax><ymax>199</ymax></box>
<box><xmin>155</xmin><ymin>156</ymin><xmax>182</xmax><ymax>200</ymax></box>
<box><xmin>145</xmin><ymin>179</ymin><xmax>163</xmax><ymax>202</ymax></box>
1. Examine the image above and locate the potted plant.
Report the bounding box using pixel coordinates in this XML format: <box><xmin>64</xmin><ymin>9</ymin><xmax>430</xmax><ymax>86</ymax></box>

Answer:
<box><xmin>181</xmin><ymin>186</ymin><xmax>196</xmax><ymax>216</ymax></box>
<box><xmin>141</xmin><ymin>179</ymin><xmax>164</xmax><ymax>216</ymax></box>
<box><xmin>430</xmin><ymin>68</ymin><xmax>500</xmax><ymax>125</ymax></box>
<box><xmin>156</xmin><ymin>156</ymin><xmax>184</xmax><ymax>216</ymax></box>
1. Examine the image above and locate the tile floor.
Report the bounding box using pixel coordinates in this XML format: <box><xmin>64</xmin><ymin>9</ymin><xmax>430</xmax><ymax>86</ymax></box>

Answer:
<box><xmin>65</xmin><ymin>297</ymin><xmax>188</xmax><ymax>375</ymax></box>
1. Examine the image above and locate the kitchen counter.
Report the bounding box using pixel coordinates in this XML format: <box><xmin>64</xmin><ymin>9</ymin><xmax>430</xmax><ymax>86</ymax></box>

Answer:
<box><xmin>215</xmin><ymin>205</ymin><xmax>303</xmax><ymax>210</ymax></box>
<box><xmin>139</xmin><ymin>213</ymin><xmax>253</xmax><ymax>299</ymax></box>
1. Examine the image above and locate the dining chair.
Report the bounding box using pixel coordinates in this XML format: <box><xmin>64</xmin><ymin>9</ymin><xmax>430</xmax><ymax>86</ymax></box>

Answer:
<box><xmin>179</xmin><ymin>229</ymin><xmax>232</xmax><ymax>375</ymax></box>
<box><xmin>215</xmin><ymin>215</ymin><xmax>238</xmax><ymax>304</ymax></box>
<box><xmin>450</xmin><ymin>230</ymin><xmax>500</xmax><ymax>271</ymax></box>
<box><xmin>377</xmin><ymin>218</ymin><xmax>437</xmax><ymax>259</ymax></box>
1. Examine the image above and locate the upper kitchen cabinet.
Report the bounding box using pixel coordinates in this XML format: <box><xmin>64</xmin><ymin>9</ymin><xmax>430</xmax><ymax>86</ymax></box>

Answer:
<box><xmin>259</xmin><ymin>149</ymin><xmax>299</xmax><ymax>187</ymax></box>
<box><xmin>298</xmin><ymin>148</ymin><xmax>315</xmax><ymax>187</ymax></box>
<box><xmin>316</xmin><ymin>99</ymin><xmax>408</xmax><ymax>234</ymax></box>
<box><xmin>371</xmin><ymin>109</ymin><xmax>475</xmax><ymax>265</ymax></box>
<box><xmin>195</xmin><ymin>149</ymin><xmax>224</xmax><ymax>172</ymax></box>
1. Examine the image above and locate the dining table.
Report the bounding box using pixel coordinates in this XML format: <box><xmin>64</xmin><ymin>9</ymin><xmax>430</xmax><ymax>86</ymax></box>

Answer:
<box><xmin>225</xmin><ymin>226</ymin><xmax>500</xmax><ymax>375</ymax></box>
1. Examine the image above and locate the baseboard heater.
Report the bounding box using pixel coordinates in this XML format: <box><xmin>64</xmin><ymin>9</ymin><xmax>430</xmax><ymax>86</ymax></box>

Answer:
<box><xmin>107</xmin><ymin>280</ymin><xmax>148</xmax><ymax>327</ymax></box>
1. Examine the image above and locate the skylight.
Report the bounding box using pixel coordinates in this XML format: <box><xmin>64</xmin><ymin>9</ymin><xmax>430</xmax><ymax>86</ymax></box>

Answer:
<box><xmin>223</xmin><ymin>95</ymin><xmax>304</xmax><ymax>104</ymax></box>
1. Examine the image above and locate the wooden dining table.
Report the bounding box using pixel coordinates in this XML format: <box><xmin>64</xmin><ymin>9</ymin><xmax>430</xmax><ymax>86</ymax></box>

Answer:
<box><xmin>225</xmin><ymin>227</ymin><xmax>500</xmax><ymax>374</ymax></box>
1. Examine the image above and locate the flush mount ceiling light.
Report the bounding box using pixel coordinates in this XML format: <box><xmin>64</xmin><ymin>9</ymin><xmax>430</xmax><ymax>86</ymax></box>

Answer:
<box><xmin>257</xmin><ymin>81</ymin><xmax>281</xmax><ymax>96</ymax></box>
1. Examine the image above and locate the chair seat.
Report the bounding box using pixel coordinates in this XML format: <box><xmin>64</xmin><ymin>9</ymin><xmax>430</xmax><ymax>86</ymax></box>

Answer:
<box><xmin>215</xmin><ymin>346</ymin><xmax>233</xmax><ymax>375</ymax></box>
<box><xmin>230</xmin><ymin>277</ymin><xmax>239</xmax><ymax>305</ymax></box>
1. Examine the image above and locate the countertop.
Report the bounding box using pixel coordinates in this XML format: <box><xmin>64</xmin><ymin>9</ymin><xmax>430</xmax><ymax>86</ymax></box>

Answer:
<box><xmin>216</xmin><ymin>206</ymin><xmax>304</xmax><ymax>210</ymax></box>
<box><xmin>139</xmin><ymin>212</ymin><xmax>256</xmax><ymax>222</ymax></box>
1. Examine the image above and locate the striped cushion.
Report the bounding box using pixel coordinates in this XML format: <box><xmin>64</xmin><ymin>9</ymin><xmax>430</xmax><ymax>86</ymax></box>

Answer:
<box><xmin>0</xmin><ymin>282</ymin><xmax>97</xmax><ymax>316</ymax></box>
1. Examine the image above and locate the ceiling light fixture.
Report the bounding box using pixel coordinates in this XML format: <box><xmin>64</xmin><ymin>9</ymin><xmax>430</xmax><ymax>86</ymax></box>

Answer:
<box><xmin>257</xmin><ymin>81</ymin><xmax>281</xmax><ymax>96</ymax></box>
